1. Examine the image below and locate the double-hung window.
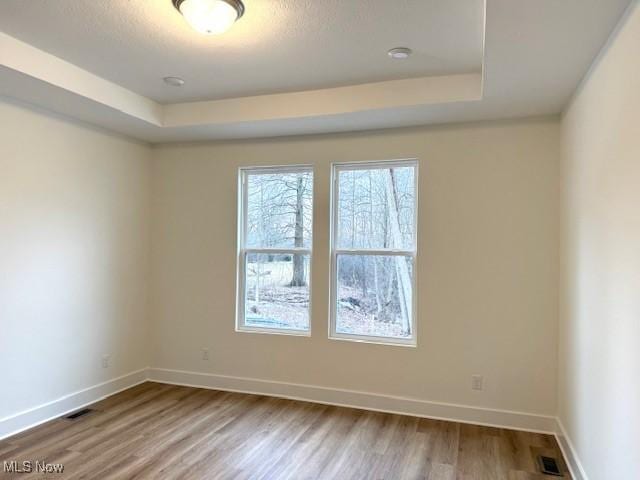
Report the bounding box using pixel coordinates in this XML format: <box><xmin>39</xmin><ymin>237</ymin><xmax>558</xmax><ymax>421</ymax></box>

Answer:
<box><xmin>330</xmin><ymin>160</ymin><xmax>418</xmax><ymax>345</ymax></box>
<box><xmin>237</xmin><ymin>166</ymin><xmax>313</xmax><ymax>335</ymax></box>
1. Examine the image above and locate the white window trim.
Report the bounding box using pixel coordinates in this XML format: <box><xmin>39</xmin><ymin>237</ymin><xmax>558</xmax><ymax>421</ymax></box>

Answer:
<box><xmin>329</xmin><ymin>159</ymin><xmax>419</xmax><ymax>347</ymax></box>
<box><xmin>236</xmin><ymin>165</ymin><xmax>313</xmax><ymax>336</ymax></box>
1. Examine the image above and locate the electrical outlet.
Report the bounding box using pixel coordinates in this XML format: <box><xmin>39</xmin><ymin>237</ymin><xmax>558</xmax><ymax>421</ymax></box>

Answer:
<box><xmin>201</xmin><ymin>348</ymin><xmax>210</xmax><ymax>361</ymax></box>
<box><xmin>102</xmin><ymin>354</ymin><xmax>111</xmax><ymax>369</ymax></box>
<box><xmin>471</xmin><ymin>374</ymin><xmax>483</xmax><ymax>391</ymax></box>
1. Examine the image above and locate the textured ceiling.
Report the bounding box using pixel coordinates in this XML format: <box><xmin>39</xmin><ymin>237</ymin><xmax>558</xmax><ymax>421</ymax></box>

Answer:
<box><xmin>0</xmin><ymin>0</ymin><xmax>635</xmax><ymax>142</ymax></box>
<box><xmin>0</xmin><ymin>0</ymin><xmax>484</xmax><ymax>103</ymax></box>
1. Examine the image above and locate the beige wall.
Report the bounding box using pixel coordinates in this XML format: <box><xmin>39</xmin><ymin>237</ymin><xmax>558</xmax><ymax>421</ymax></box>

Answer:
<box><xmin>559</xmin><ymin>3</ymin><xmax>640</xmax><ymax>479</ymax></box>
<box><xmin>0</xmin><ymin>98</ymin><xmax>152</xmax><ymax>418</ymax></box>
<box><xmin>0</xmin><ymin>97</ymin><xmax>561</xmax><ymax>429</ymax></box>
<box><xmin>151</xmin><ymin>118</ymin><xmax>560</xmax><ymax>415</ymax></box>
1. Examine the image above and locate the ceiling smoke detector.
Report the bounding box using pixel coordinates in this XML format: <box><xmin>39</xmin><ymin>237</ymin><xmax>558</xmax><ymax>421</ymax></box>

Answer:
<box><xmin>172</xmin><ymin>0</ymin><xmax>245</xmax><ymax>35</ymax></box>
<box><xmin>163</xmin><ymin>76</ymin><xmax>186</xmax><ymax>87</ymax></box>
<box><xmin>388</xmin><ymin>47</ymin><xmax>413</xmax><ymax>60</ymax></box>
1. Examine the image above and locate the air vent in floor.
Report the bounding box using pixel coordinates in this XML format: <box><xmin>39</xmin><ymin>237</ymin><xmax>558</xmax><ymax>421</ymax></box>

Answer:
<box><xmin>538</xmin><ymin>455</ymin><xmax>564</xmax><ymax>476</ymax></box>
<box><xmin>65</xmin><ymin>408</ymin><xmax>93</xmax><ymax>420</ymax></box>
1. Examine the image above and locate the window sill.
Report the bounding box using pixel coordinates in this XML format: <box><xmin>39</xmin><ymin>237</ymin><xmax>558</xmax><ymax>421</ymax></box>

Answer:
<box><xmin>236</xmin><ymin>326</ymin><xmax>311</xmax><ymax>337</ymax></box>
<box><xmin>328</xmin><ymin>333</ymin><xmax>417</xmax><ymax>348</ymax></box>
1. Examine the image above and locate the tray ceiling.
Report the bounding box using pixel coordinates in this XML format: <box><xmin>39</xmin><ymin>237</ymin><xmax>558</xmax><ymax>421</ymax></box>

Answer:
<box><xmin>0</xmin><ymin>0</ymin><xmax>484</xmax><ymax>103</ymax></box>
<box><xmin>0</xmin><ymin>0</ymin><xmax>635</xmax><ymax>142</ymax></box>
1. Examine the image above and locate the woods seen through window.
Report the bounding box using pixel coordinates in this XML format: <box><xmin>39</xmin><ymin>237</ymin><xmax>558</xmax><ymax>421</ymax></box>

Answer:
<box><xmin>237</xmin><ymin>160</ymin><xmax>417</xmax><ymax>345</ymax></box>
<box><xmin>237</xmin><ymin>167</ymin><xmax>313</xmax><ymax>334</ymax></box>
<box><xmin>330</xmin><ymin>161</ymin><xmax>417</xmax><ymax>345</ymax></box>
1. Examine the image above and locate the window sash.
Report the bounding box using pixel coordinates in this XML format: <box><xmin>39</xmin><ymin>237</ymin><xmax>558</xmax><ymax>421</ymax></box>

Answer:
<box><xmin>237</xmin><ymin>166</ymin><xmax>313</xmax><ymax>335</ymax></box>
<box><xmin>329</xmin><ymin>159</ymin><xmax>418</xmax><ymax>346</ymax></box>
<box><xmin>237</xmin><ymin>251</ymin><xmax>312</xmax><ymax>336</ymax></box>
<box><xmin>240</xmin><ymin>165</ymin><xmax>314</xmax><ymax>251</ymax></box>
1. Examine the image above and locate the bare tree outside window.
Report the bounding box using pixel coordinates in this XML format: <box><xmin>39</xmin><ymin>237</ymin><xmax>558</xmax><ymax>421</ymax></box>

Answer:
<box><xmin>331</xmin><ymin>161</ymin><xmax>417</xmax><ymax>344</ymax></box>
<box><xmin>238</xmin><ymin>167</ymin><xmax>313</xmax><ymax>333</ymax></box>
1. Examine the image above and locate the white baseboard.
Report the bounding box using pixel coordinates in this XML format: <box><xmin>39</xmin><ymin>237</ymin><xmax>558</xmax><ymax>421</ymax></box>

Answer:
<box><xmin>147</xmin><ymin>367</ymin><xmax>557</xmax><ymax>434</ymax></box>
<box><xmin>554</xmin><ymin>418</ymin><xmax>588</xmax><ymax>480</ymax></box>
<box><xmin>2</xmin><ymin>366</ymin><xmax>581</xmax><ymax>477</ymax></box>
<box><xmin>0</xmin><ymin>367</ymin><xmax>149</xmax><ymax>441</ymax></box>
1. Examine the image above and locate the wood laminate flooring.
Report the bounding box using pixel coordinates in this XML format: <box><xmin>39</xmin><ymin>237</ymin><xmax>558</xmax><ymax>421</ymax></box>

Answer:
<box><xmin>0</xmin><ymin>382</ymin><xmax>571</xmax><ymax>479</ymax></box>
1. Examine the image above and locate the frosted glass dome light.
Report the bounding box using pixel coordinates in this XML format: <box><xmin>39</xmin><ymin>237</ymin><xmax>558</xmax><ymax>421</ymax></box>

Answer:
<box><xmin>172</xmin><ymin>0</ymin><xmax>245</xmax><ymax>35</ymax></box>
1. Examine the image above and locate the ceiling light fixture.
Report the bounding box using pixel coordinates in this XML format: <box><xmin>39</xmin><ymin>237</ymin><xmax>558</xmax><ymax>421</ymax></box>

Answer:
<box><xmin>388</xmin><ymin>47</ymin><xmax>413</xmax><ymax>60</ymax></box>
<box><xmin>164</xmin><ymin>76</ymin><xmax>185</xmax><ymax>87</ymax></box>
<box><xmin>172</xmin><ymin>0</ymin><xmax>245</xmax><ymax>35</ymax></box>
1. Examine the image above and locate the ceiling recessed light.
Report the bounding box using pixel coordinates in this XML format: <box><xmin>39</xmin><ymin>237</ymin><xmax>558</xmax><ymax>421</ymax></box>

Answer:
<box><xmin>388</xmin><ymin>47</ymin><xmax>413</xmax><ymax>60</ymax></box>
<box><xmin>164</xmin><ymin>76</ymin><xmax>185</xmax><ymax>87</ymax></box>
<box><xmin>172</xmin><ymin>0</ymin><xmax>244</xmax><ymax>35</ymax></box>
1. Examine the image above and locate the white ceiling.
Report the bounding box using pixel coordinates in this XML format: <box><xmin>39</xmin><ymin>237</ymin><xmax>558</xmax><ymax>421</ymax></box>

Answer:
<box><xmin>0</xmin><ymin>0</ymin><xmax>484</xmax><ymax>103</ymax></box>
<box><xmin>0</xmin><ymin>0</ymin><xmax>635</xmax><ymax>143</ymax></box>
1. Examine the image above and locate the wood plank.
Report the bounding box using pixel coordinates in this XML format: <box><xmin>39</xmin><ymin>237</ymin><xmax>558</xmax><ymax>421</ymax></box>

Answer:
<box><xmin>0</xmin><ymin>383</ymin><xmax>572</xmax><ymax>479</ymax></box>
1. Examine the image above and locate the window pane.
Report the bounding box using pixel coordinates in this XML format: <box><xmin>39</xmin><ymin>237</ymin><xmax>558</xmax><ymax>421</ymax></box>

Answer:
<box><xmin>335</xmin><ymin>254</ymin><xmax>413</xmax><ymax>339</ymax></box>
<box><xmin>245</xmin><ymin>253</ymin><xmax>310</xmax><ymax>331</ymax></box>
<box><xmin>337</xmin><ymin>166</ymin><xmax>415</xmax><ymax>250</ymax></box>
<box><xmin>246</xmin><ymin>170</ymin><xmax>313</xmax><ymax>248</ymax></box>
